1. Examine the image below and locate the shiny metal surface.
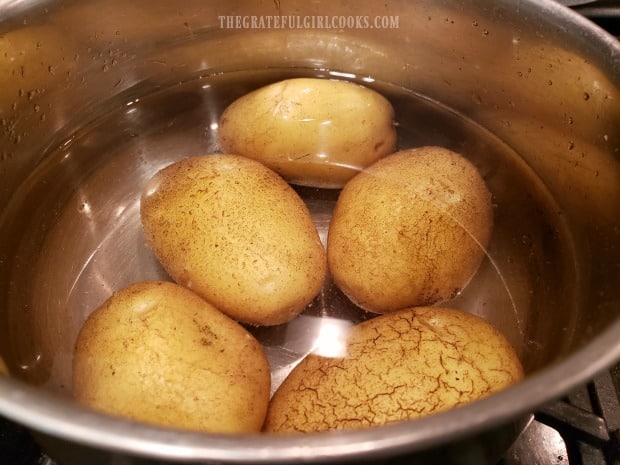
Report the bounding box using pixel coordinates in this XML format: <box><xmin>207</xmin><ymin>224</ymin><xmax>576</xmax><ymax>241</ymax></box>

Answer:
<box><xmin>0</xmin><ymin>0</ymin><xmax>619</xmax><ymax>463</ymax></box>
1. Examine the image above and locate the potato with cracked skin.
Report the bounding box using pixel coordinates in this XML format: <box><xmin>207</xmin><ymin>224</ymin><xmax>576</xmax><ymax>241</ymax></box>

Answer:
<box><xmin>218</xmin><ymin>77</ymin><xmax>397</xmax><ymax>189</ymax></box>
<box><xmin>140</xmin><ymin>154</ymin><xmax>327</xmax><ymax>326</ymax></box>
<box><xmin>73</xmin><ymin>280</ymin><xmax>271</xmax><ymax>434</ymax></box>
<box><xmin>263</xmin><ymin>307</ymin><xmax>524</xmax><ymax>433</ymax></box>
<box><xmin>327</xmin><ymin>146</ymin><xmax>493</xmax><ymax>313</ymax></box>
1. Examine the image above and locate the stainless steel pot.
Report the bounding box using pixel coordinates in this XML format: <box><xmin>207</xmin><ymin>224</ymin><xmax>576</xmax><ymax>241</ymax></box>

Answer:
<box><xmin>0</xmin><ymin>0</ymin><xmax>619</xmax><ymax>464</ymax></box>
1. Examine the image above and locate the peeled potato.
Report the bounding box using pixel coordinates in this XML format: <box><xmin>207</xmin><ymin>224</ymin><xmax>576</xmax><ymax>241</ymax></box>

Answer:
<box><xmin>264</xmin><ymin>307</ymin><xmax>524</xmax><ymax>433</ymax></box>
<box><xmin>327</xmin><ymin>146</ymin><xmax>493</xmax><ymax>313</ymax></box>
<box><xmin>218</xmin><ymin>77</ymin><xmax>397</xmax><ymax>188</ymax></box>
<box><xmin>73</xmin><ymin>281</ymin><xmax>270</xmax><ymax>433</ymax></box>
<box><xmin>140</xmin><ymin>154</ymin><xmax>326</xmax><ymax>326</ymax></box>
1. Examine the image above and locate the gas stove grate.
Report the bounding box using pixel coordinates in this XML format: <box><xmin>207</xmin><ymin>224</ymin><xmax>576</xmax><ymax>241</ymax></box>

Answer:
<box><xmin>503</xmin><ymin>367</ymin><xmax>620</xmax><ymax>465</ymax></box>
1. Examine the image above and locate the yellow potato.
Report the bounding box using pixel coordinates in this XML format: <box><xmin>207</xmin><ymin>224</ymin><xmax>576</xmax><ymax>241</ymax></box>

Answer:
<box><xmin>218</xmin><ymin>77</ymin><xmax>397</xmax><ymax>188</ymax></box>
<box><xmin>264</xmin><ymin>307</ymin><xmax>524</xmax><ymax>433</ymax></box>
<box><xmin>327</xmin><ymin>146</ymin><xmax>493</xmax><ymax>313</ymax></box>
<box><xmin>73</xmin><ymin>280</ymin><xmax>270</xmax><ymax>433</ymax></box>
<box><xmin>140</xmin><ymin>154</ymin><xmax>326</xmax><ymax>326</ymax></box>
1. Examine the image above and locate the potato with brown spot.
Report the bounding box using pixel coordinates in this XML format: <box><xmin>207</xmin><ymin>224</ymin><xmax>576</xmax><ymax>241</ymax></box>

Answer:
<box><xmin>327</xmin><ymin>146</ymin><xmax>493</xmax><ymax>313</ymax></box>
<box><xmin>218</xmin><ymin>78</ymin><xmax>397</xmax><ymax>188</ymax></box>
<box><xmin>140</xmin><ymin>154</ymin><xmax>327</xmax><ymax>326</ymax></box>
<box><xmin>73</xmin><ymin>280</ymin><xmax>271</xmax><ymax>433</ymax></box>
<box><xmin>264</xmin><ymin>307</ymin><xmax>524</xmax><ymax>433</ymax></box>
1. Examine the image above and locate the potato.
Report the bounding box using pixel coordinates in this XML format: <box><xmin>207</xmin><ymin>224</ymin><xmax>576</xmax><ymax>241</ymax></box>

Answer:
<box><xmin>140</xmin><ymin>154</ymin><xmax>326</xmax><ymax>326</ymax></box>
<box><xmin>327</xmin><ymin>146</ymin><xmax>493</xmax><ymax>313</ymax></box>
<box><xmin>72</xmin><ymin>280</ymin><xmax>270</xmax><ymax>433</ymax></box>
<box><xmin>264</xmin><ymin>307</ymin><xmax>524</xmax><ymax>433</ymax></box>
<box><xmin>218</xmin><ymin>78</ymin><xmax>397</xmax><ymax>188</ymax></box>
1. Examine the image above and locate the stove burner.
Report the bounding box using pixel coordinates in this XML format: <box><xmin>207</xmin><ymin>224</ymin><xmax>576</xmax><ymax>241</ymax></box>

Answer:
<box><xmin>502</xmin><ymin>368</ymin><xmax>620</xmax><ymax>465</ymax></box>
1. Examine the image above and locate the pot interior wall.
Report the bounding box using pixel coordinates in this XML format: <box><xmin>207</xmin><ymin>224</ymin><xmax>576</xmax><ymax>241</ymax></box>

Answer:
<box><xmin>0</xmin><ymin>0</ymin><xmax>618</xmax><ymax>441</ymax></box>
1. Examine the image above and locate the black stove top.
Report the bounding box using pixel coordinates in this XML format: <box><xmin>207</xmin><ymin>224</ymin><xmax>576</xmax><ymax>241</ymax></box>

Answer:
<box><xmin>574</xmin><ymin>1</ymin><xmax>620</xmax><ymax>35</ymax></box>
<box><xmin>502</xmin><ymin>365</ymin><xmax>620</xmax><ymax>465</ymax></box>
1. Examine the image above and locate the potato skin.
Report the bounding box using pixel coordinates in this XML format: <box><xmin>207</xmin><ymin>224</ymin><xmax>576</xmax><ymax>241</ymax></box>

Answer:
<box><xmin>72</xmin><ymin>281</ymin><xmax>270</xmax><ymax>433</ymax></box>
<box><xmin>140</xmin><ymin>154</ymin><xmax>326</xmax><ymax>326</ymax></box>
<box><xmin>264</xmin><ymin>307</ymin><xmax>524</xmax><ymax>433</ymax></box>
<box><xmin>327</xmin><ymin>146</ymin><xmax>493</xmax><ymax>313</ymax></box>
<box><xmin>218</xmin><ymin>78</ymin><xmax>397</xmax><ymax>189</ymax></box>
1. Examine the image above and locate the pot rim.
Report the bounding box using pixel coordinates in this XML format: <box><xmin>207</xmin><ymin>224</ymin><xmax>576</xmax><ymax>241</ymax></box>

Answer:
<box><xmin>1</xmin><ymin>0</ymin><xmax>619</xmax><ymax>462</ymax></box>
<box><xmin>2</xmin><ymin>317</ymin><xmax>620</xmax><ymax>463</ymax></box>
